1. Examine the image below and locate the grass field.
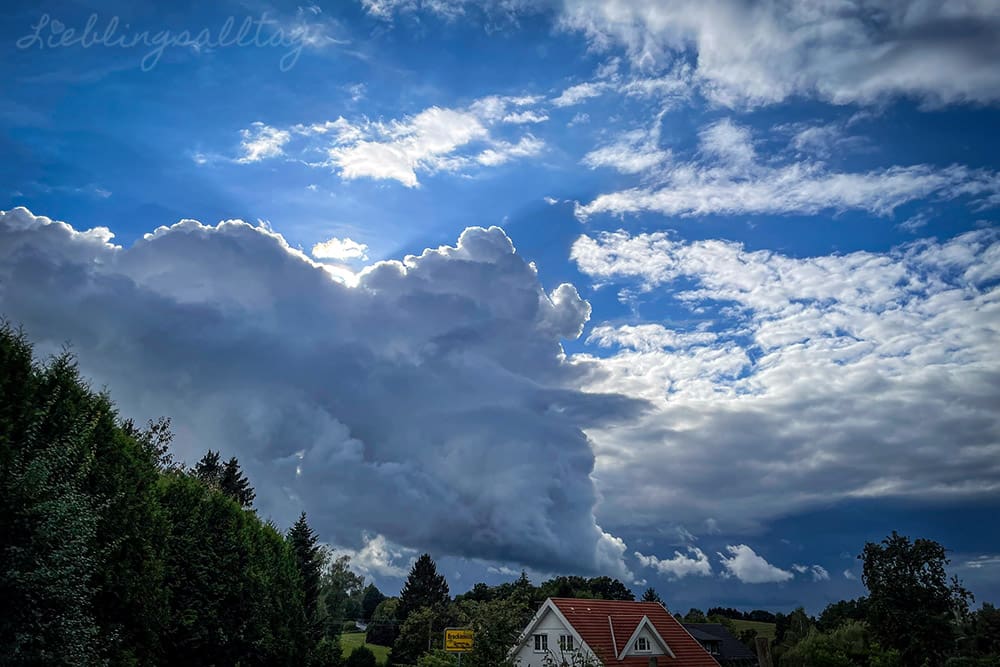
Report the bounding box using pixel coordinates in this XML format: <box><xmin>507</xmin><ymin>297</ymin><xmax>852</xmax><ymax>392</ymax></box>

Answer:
<box><xmin>341</xmin><ymin>631</ymin><xmax>391</xmax><ymax>665</ymax></box>
<box><xmin>729</xmin><ymin>619</ymin><xmax>777</xmax><ymax>641</ymax></box>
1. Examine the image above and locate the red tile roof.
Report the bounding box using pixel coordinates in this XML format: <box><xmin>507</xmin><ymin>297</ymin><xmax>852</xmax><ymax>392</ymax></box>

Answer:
<box><xmin>550</xmin><ymin>598</ymin><xmax>720</xmax><ymax>667</ymax></box>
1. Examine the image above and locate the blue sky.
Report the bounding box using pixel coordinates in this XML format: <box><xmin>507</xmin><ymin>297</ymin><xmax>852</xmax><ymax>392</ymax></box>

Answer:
<box><xmin>2</xmin><ymin>0</ymin><xmax>999</xmax><ymax>613</ymax></box>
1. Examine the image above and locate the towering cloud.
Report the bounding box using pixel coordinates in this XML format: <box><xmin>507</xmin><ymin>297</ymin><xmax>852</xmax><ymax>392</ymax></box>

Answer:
<box><xmin>0</xmin><ymin>207</ymin><xmax>635</xmax><ymax>578</ymax></box>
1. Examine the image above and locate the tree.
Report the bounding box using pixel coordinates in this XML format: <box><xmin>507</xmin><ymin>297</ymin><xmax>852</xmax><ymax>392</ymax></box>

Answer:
<box><xmin>362</xmin><ymin>583</ymin><xmax>388</xmax><ymax>623</ymax></box>
<box><xmin>393</xmin><ymin>605</ymin><xmax>454</xmax><ymax>665</ymax></box>
<box><xmin>642</xmin><ymin>587</ymin><xmax>663</xmax><ymax>604</ymax></box>
<box><xmin>321</xmin><ymin>553</ymin><xmax>365</xmax><ymax>632</ymax></box>
<box><xmin>366</xmin><ymin>598</ymin><xmax>400</xmax><ymax>647</ymax></box>
<box><xmin>683</xmin><ymin>608</ymin><xmax>708</xmax><ymax>623</ymax></box>
<box><xmin>289</xmin><ymin>513</ymin><xmax>324</xmax><ymax>642</ymax></box>
<box><xmin>194</xmin><ymin>450</ymin><xmax>222</xmax><ymax>484</ymax></box>
<box><xmin>454</xmin><ymin>595</ymin><xmax>534</xmax><ymax>667</ymax></box>
<box><xmin>818</xmin><ymin>598</ymin><xmax>868</xmax><ymax>632</ymax></box>
<box><xmin>193</xmin><ymin>450</ymin><xmax>255</xmax><ymax>508</ymax></box>
<box><xmin>0</xmin><ymin>341</ymin><xmax>102</xmax><ymax>665</ymax></box>
<box><xmin>962</xmin><ymin>602</ymin><xmax>1000</xmax><ymax>657</ymax></box>
<box><xmin>398</xmin><ymin>554</ymin><xmax>450</xmax><ymax>623</ymax></box>
<box><xmin>312</xmin><ymin>636</ymin><xmax>344</xmax><ymax>667</ymax></box>
<box><xmin>862</xmin><ymin>531</ymin><xmax>973</xmax><ymax>666</ymax></box>
<box><xmin>220</xmin><ymin>456</ymin><xmax>255</xmax><ymax>508</ymax></box>
<box><xmin>345</xmin><ymin>645</ymin><xmax>377</xmax><ymax>667</ymax></box>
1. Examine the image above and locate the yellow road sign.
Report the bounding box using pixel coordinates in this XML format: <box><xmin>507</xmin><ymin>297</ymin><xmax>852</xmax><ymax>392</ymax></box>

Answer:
<box><xmin>444</xmin><ymin>628</ymin><xmax>474</xmax><ymax>652</ymax></box>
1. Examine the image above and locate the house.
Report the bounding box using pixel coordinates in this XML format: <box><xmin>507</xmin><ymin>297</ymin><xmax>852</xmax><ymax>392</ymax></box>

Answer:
<box><xmin>510</xmin><ymin>598</ymin><xmax>720</xmax><ymax>667</ymax></box>
<box><xmin>681</xmin><ymin>624</ymin><xmax>757</xmax><ymax>667</ymax></box>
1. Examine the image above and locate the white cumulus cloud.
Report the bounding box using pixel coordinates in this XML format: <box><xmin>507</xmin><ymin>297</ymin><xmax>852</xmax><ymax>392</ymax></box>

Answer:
<box><xmin>312</xmin><ymin>236</ymin><xmax>369</xmax><ymax>261</ymax></box>
<box><xmin>0</xmin><ymin>206</ymin><xmax>636</xmax><ymax>579</ymax></box>
<box><xmin>635</xmin><ymin>546</ymin><xmax>713</xmax><ymax>580</ymax></box>
<box><xmin>718</xmin><ymin>545</ymin><xmax>794</xmax><ymax>584</ymax></box>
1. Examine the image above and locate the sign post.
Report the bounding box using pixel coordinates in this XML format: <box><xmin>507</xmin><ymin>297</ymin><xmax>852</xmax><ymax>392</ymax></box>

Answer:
<box><xmin>444</xmin><ymin>627</ymin><xmax>474</xmax><ymax>666</ymax></box>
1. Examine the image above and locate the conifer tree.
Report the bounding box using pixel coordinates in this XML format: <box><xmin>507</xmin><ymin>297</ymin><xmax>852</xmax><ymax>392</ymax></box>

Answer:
<box><xmin>289</xmin><ymin>512</ymin><xmax>323</xmax><ymax>634</ymax></box>
<box><xmin>398</xmin><ymin>553</ymin><xmax>450</xmax><ymax>622</ymax></box>
<box><xmin>220</xmin><ymin>456</ymin><xmax>255</xmax><ymax>508</ymax></box>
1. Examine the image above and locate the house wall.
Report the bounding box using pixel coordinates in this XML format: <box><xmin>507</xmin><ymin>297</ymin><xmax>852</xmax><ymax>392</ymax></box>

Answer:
<box><xmin>513</xmin><ymin>608</ymin><xmax>595</xmax><ymax>667</ymax></box>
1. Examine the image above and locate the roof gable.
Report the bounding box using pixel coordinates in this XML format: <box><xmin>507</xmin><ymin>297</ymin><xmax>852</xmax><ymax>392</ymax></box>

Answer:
<box><xmin>619</xmin><ymin>615</ymin><xmax>676</xmax><ymax>660</ymax></box>
<box><xmin>510</xmin><ymin>598</ymin><xmax>593</xmax><ymax>659</ymax></box>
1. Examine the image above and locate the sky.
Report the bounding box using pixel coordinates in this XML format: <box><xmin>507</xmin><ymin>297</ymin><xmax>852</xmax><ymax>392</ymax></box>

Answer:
<box><xmin>1</xmin><ymin>0</ymin><xmax>999</xmax><ymax>614</ymax></box>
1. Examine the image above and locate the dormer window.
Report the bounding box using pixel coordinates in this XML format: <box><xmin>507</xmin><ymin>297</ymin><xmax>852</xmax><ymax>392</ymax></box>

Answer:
<box><xmin>636</xmin><ymin>637</ymin><xmax>651</xmax><ymax>652</ymax></box>
<box><xmin>533</xmin><ymin>634</ymin><xmax>548</xmax><ymax>652</ymax></box>
<box><xmin>559</xmin><ymin>635</ymin><xmax>575</xmax><ymax>651</ymax></box>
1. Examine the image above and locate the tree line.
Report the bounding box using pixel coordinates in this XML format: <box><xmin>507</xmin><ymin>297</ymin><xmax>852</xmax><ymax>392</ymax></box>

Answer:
<box><xmin>660</xmin><ymin>533</ymin><xmax>999</xmax><ymax>667</ymax></box>
<box><xmin>0</xmin><ymin>323</ymin><xmax>380</xmax><ymax>666</ymax></box>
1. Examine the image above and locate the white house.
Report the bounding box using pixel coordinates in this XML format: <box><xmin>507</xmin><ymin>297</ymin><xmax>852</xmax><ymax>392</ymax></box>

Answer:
<box><xmin>510</xmin><ymin>598</ymin><xmax>720</xmax><ymax>667</ymax></box>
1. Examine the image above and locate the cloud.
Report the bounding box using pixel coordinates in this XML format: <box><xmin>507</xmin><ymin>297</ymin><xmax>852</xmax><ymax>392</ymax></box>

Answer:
<box><xmin>503</xmin><ymin>110</ymin><xmax>549</xmax><ymax>124</ymax></box>
<box><xmin>332</xmin><ymin>533</ymin><xmax>416</xmax><ymax>579</ymax></box>
<box><xmin>237</xmin><ymin>122</ymin><xmax>292</xmax><ymax>163</ymax></box>
<box><xmin>634</xmin><ymin>546</ymin><xmax>713</xmax><ymax>580</ymax></box>
<box><xmin>243</xmin><ymin>94</ymin><xmax>546</xmax><ymax>187</ymax></box>
<box><xmin>959</xmin><ymin>554</ymin><xmax>1000</xmax><ymax>570</ymax></box>
<box><xmin>576</xmin><ymin>118</ymin><xmax>1000</xmax><ymax>220</ymax></box>
<box><xmin>843</xmin><ymin>570</ymin><xmax>858</xmax><ymax>581</ymax></box>
<box><xmin>558</xmin><ymin>0</ymin><xmax>1000</xmax><ymax>108</ymax></box>
<box><xmin>582</xmin><ymin>113</ymin><xmax>671</xmax><ymax>175</ymax></box>
<box><xmin>312</xmin><ymin>236</ymin><xmax>369</xmax><ymax>261</ymax></box>
<box><xmin>552</xmin><ymin>82</ymin><xmax>611</xmax><ymax>107</ymax></box>
<box><xmin>793</xmin><ymin>564</ymin><xmax>830</xmax><ymax>582</ymax></box>
<box><xmin>359</xmin><ymin>0</ymin><xmax>539</xmax><ymax>27</ymax></box>
<box><xmin>0</xmin><ymin>206</ymin><xmax>640</xmax><ymax>579</ymax></box>
<box><xmin>570</xmin><ymin>228</ymin><xmax>1000</xmax><ymax>531</ymax></box>
<box><xmin>718</xmin><ymin>545</ymin><xmax>794</xmax><ymax>584</ymax></box>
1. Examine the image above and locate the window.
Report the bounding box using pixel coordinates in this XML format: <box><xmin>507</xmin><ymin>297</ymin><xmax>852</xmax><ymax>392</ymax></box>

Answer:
<box><xmin>559</xmin><ymin>635</ymin><xmax>574</xmax><ymax>651</ymax></box>
<box><xmin>636</xmin><ymin>637</ymin><xmax>651</xmax><ymax>652</ymax></box>
<box><xmin>533</xmin><ymin>634</ymin><xmax>548</xmax><ymax>652</ymax></box>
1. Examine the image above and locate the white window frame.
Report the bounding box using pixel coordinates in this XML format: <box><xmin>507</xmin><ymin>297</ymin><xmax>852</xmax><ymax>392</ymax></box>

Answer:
<box><xmin>533</xmin><ymin>634</ymin><xmax>548</xmax><ymax>653</ymax></box>
<box><xmin>636</xmin><ymin>636</ymin><xmax>651</xmax><ymax>652</ymax></box>
<box><xmin>559</xmin><ymin>634</ymin><xmax>575</xmax><ymax>651</ymax></box>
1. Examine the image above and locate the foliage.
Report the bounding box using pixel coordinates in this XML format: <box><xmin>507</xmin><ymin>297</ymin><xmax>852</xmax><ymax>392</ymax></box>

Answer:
<box><xmin>346</xmin><ymin>644</ymin><xmax>378</xmax><ymax>667</ymax></box>
<box><xmin>540</xmin><ymin>648</ymin><xmax>606</xmax><ymax>666</ymax></box>
<box><xmin>290</xmin><ymin>512</ymin><xmax>324</xmax><ymax>642</ymax></box>
<box><xmin>0</xmin><ymin>324</ymin><xmax>322</xmax><ymax>666</ymax></box>
<box><xmin>393</xmin><ymin>604</ymin><xmax>454</xmax><ymax>665</ymax></box>
<box><xmin>536</xmin><ymin>575</ymin><xmax>634</xmax><ymax>602</ymax></box>
<box><xmin>684</xmin><ymin>608</ymin><xmax>708</xmax><ymax>623</ymax></box>
<box><xmin>0</xmin><ymin>336</ymin><xmax>103</xmax><ymax>665</ymax></box>
<box><xmin>363</xmin><ymin>583</ymin><xmax>389</xmax><ymax>622</ymax></box>
<box><xmin>862</xmin><ymin>531</ymin><xmax>973</xmax><ymax>666</ymax></box>
<box><xmin>417</xmin><ymin>649</ymin><xmax>460</xmax><ymax>667</ymax></box>
<box><xmin>454</xmin><ymin>594</ymin><xmax>534</xmax><ymax>667</ymax></box>
<box><xmin>399</xmin><ymin>554</ymin><xmax>451</xmax><ymax>623</ymax></box>
<box><xmin>642</xmin><ymin>587</ymin><xmax>663</xmax><ymax>603</ymax></box>
<box><xmin>313</xmin><ymin>635</ymin><xmax>345</xmax><ymax>666</ymax></box>
<box><xmin>193</xmin><ymin>450</ymin><xmax>256</xmax><ymax>508</ymax></box>
<box><xmin>367</xmin><ymin>598</ymin><xmax>401</xmax><ymax>647</ymax></box>
<box><xmin>321</xmin><ymin>552</ymin><xmax>366</xmax><ymax>632</ymax></box>
<box><xmin>818</xmin><ymin>598</ymin><xmax>869</xmax><ymax>632</ymax></box>
<box><xmin>342</xmin><ymin>631</ymin><xmax>391</xmax><ymax>665</ymax></box>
